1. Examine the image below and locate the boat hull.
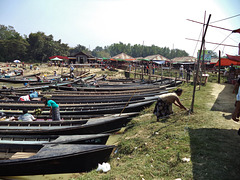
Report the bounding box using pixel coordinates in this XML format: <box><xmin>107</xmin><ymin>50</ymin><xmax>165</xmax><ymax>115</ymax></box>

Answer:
<box><xmin>0</xmin><ymin>144</ymin><xmax>114</xmax><ymax>176</ymax></box>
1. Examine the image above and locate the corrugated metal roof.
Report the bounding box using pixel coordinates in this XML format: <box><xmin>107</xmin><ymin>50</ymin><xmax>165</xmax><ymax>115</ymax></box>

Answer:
<box><xmin>171</xmin><ymin>56</ymin><xmax>197</xmax><ymax>62</ymax></box>
<box><xmin>144</xmin><ymin>54</ymin><xmax>170</xmax><ymax>61</ymax></box>
<box><xmin>112</xmin><ymin>53</ymin><xmax>134</xmax><ymax>60</ymax></box>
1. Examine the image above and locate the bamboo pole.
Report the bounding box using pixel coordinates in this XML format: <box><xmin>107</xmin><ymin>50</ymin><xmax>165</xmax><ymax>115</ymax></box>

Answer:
<box><xmin>148</xmin><ymin>62</ymin><xmax>152</xmax><ymax>82</ymax></box>
<box><xmin>161</xmin><ymin>64</ymin><xmax>163</xmax><ymax>84</ymax></box>
<box><xmin>218</xmin><ymin>50</ymin><xmax>221</xmax><ymax>83</ymax></box>
<box><xmin>199</xmin><ymin>11</ymin><xmax>206</xmax><ymax>90</ymax></box>
<box><xmin>190</xmin><ymin>14</ymin><xmax>211</xmax><ymax>113</ymax></box>
<box><xmin>134</xmin><ymin>63</ymin><xmax>137</xmax><ymax>79</ymax></box>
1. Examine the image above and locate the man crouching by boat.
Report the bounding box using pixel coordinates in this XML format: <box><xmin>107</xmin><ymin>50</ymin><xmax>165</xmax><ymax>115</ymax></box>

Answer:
<box><xmin>41</xmin><ymin>97</ymin><xmax>61</xmax><ymax>121</ymax></box>
<box><xmin>153</xmin><ymin>88</ymin><xmax>188</xmax><ymax>121</ymax></box>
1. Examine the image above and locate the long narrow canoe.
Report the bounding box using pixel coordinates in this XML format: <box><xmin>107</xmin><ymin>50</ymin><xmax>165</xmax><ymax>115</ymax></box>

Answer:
<box><xmin>0</xmin><ymin>134</ymin><xmax>110</xmax><ymax>145</ymax></box>
<box><xmin>2</xmin><ymin>100</ymin><xmax>154</xmax><ymax>116</ymax></box>
<box><xmin>0</xmin><ymin>112</ymin><xmax>138</xmax><ymax>126</ymax></box>
<box><xmin>0</xmin><ymin>78</ymin><xmax>82</xmax><ymax>92</ymax></box>
<box><xmin>0</xmin><ymin>113</ymin><xmax>133</xmax><ymax>135</ymax></box>
<box><xmin>0</xmin><ymin>96</ymin><xmax>159</xmax><ymax>111</ymax></box>
<box><xmin>0</xmin><ymin>144</ymin><xmax>115</xmax><ymax>176</ymax></box>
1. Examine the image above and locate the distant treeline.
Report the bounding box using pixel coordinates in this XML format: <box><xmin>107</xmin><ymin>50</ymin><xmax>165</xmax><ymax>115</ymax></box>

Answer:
<box><xmin>0</xmin><ymin>25</ymin><xmax>189</xmax><ymax>62</ymax></box>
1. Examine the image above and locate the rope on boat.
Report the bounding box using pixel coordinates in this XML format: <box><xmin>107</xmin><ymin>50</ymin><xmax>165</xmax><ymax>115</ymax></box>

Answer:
<box><xmin>119</xmin><ymin>89</ymin><xmax>137</xmax><ymax>116</ymax></box>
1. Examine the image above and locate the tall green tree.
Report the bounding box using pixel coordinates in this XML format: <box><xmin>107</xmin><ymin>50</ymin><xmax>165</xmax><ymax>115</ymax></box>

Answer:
<box><xmin>69</xmin><ymin>44</ymin><xmax>91</xmax><ymax>56</ymax></box>
<box><xmin>0</xmin><ymin>25</ymin><xmax>19</xmax><ymax>40</ymax></box>
<box><xmin>27</xmin><ymin>32</ymin><xmax>69</xmax><ymax>62</ymax></box>
<box><xmin>96</xmin><ymin>42</ymin><xmax>189</xmax><ymax>59</ymax></box>
<box><xmin>0</xmin><ymin>25</ymin><xmax>29</xmax><ymax>61</ymax></box>
<box><xmin>92</xmin><ymin>46</ymin><xmax>110</xmax><ymax>58</ymax></box>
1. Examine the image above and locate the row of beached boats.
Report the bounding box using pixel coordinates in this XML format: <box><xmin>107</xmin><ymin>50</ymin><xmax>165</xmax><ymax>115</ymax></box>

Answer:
<box><xmin>0</xmin><ymin>73</ymin><xmax>181</xmax><ymax>176</ymax></box>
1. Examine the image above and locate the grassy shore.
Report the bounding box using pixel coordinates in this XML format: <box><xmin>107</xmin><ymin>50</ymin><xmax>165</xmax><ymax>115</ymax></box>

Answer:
<box><xmin>72</xmin><ymin>81</ymin><xmax>240</xmax><ymax>180</ymax></box>
<box><xmin>2</xmin><ymin>64</ymin><xmax>239</xmax><ymax>179</ymax></box>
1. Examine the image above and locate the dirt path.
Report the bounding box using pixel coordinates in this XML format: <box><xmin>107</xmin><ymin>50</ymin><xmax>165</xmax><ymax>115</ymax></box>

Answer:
<box><xmin>210</xmin><ymin>83</ymin><xmax>239</xmax><ymax>130</ymax></box>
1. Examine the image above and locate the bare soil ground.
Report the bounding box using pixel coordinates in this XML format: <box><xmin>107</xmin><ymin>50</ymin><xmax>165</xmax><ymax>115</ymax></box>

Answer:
<box><xmin>209</xmin><ymin>83</ymin><xmax>239</xmax><ymax>130</ymax></box>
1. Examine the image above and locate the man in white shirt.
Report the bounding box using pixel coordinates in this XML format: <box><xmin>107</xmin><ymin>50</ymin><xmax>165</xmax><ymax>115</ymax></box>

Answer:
<box><xmin>18</xmin><ymin>109</ymin><xmax>36</xmax><ymax>121</ymax></box>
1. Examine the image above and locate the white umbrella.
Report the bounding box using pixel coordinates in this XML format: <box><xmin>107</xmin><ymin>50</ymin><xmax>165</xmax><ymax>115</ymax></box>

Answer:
<box><xmin>13</xmin><ymin>60</ymin><xmax>21</xmax><ymax>63</ymax></box>
<box><xmin>50</xmin><ymin>57</ymin><xmax>63</xmax><ymax>61</ymax></box>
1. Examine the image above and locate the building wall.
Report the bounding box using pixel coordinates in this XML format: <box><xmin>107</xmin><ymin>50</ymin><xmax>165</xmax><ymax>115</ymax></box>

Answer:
<box><xmin>76</xmin><ymin>55</ymin><xmax>88</xmax><ymax>64</ymax></box>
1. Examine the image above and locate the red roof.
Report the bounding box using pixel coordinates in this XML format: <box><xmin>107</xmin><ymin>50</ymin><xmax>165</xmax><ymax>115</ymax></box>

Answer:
<box><xmin>215</xmin><ymin>58</ymin><xmax>240</xmax><ymax>66</ymax></box>
<box><xmin>49</xmin><ymin>56</ymin><xmax>69</xmax><ymax>60</ymax></box>
<box><xmin>226</xmin><ymin>54</ymin><xmax>240</xmax><ymax>62</ymax></box>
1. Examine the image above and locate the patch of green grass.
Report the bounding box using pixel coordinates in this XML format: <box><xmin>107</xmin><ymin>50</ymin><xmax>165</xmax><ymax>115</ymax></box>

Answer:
<box><xmin>72</xmin><ymin>78</ymin><xmax>240</xmax><ymax>179</ymax></box>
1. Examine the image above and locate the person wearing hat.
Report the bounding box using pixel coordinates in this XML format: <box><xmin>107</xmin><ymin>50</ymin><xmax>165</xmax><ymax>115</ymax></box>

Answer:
<box><xmin>153</xmin><ymin>88</ymin><xmax>188</xmax><ymax>121</ymax></box>
<box><xmin>179</xmin><ymin>65</ymin><xmax>184</xmax><ymax>79</ymax></box>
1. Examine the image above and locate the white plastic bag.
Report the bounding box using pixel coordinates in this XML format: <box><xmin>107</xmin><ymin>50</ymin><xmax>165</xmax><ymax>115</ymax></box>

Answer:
<box><xmin>96</xmin><ymin>162</ymin><xmax>111</xmax><ymax>173</ymax></box>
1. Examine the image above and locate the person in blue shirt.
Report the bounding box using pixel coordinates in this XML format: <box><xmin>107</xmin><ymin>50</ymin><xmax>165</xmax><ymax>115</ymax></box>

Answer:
<box><xmin>41</xmin><ymin>97</ymin><xmax>61</xmax><ymax>121</ymax></box>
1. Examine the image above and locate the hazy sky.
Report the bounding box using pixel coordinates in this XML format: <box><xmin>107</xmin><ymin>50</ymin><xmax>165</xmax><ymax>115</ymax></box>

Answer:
<box><xmin>0</xmin><ymin>0</ymin><xmax>239</xmax><ymax>57</ymax></box>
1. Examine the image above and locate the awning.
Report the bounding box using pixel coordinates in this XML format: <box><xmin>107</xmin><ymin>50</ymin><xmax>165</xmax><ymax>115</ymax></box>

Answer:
<box><xmin>49</xmin><ymin>56</ymin><xmax>68</xmax><ymax>60</ymax></box>
<box><xmin>226</xmin><ymin>54</ymin><xmax>240</xmax><ymax>62</ymax></box>
<box><xmin>153</xmin><ymin>60</ymin><xmax>165</xmax><ymax>64</ymax></box>
<box><xmin>50</xmin><ymin>57</ymin><xmax>63</xmax><ymax>61</ymax></box>
<box><xmin>215</xmin><ymin>58</ymin><xmax>240</xmax><ymax>66</ymax></box>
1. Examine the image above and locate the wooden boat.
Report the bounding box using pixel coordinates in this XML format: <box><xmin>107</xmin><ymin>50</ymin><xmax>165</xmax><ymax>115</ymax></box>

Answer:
<box><xmin>28</xmin><ymin>81</ymin><xmax>53</xmax><ymax>86</ymax></box>
<box><xmin>0</xmin><ymin>96</ymin><xmax>159</xmax><ymax>111</ymax></box>
<box><xmin>0</xmin><ymin>143</ymin><xmax>115</xmax><ymax>176</ymax></box>
<box><xmin>57</xmin><ymin>83</ymin><xmax>164</xmax><ymax>91</ymax></box>
<box><xmin>49</xmin><ymin>84</ymin><xmax>167</xmax><ymax>92</ymax></box>
<box><xmin>54</xmin><ymin>79</ymin><xmax>181</xmax><ymax>92</ymax></box>
<box><xmin>2</xmin><ymin>100</ymin><xmax>154</xmax><ymax>116</ymax></box>
<box><xmin>0</xmin><ymin>112</ymin><xmax>138</xmax><ymax>125</ymax></box>
<box><xmin>34</xmin><ymin>114</ymin><xmax>114</xmax><ymax>120</ymax></box>
<box><xmin>0</xmin><ymin>78</ymin><xmax>82</xmax><ymax>92</ymax></box>
<box><xmin>0</xmin><ymin>95</ymin><xmax>144</xmax><ymax>104</ymax></box>
<box><xmin>0</xmin><ymin>119</ymin><xmax>88</xmax><ymax>127</ymax></box>
<box><xmin>3</xmin><ymin>72</ymin><xmax>42</xmax><ymax>79</ymax></box>
<box><xmin>0</xmin><ymin>77</ymin><xmax>38</xmax><ymax>83</ymax></box>
<box><xmin>0</xmin><ymin>113</ymin><xmax>134</xmax><ymax>135</ymax></box>
<box><xmin>0</xmin><ymin>86</ymin><xmax>168</xmax><ymax>101</ymax></box>
<box><xmin>0</xmin><ymin>91</ymin><xmax>161</xmax><ymax>104</ymax></box>
<box><xmin>0</xmin><ymin>134</ymin><xmax>110</xmax><ymax>145</ymax></box>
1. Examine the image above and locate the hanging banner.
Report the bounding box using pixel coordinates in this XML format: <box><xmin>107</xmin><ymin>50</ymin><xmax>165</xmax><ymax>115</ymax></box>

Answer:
<box><xmin>197</xmin><ymin>50</ymin><xmax>212</xmax><ymax>63</ymax></box>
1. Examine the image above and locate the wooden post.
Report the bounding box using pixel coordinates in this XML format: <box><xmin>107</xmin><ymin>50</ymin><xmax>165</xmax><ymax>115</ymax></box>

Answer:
<box><xmin>148</xmin><ymin>62</ymin><xmax>152</xmax><ymax>82</ymax></box>
<box><xmin>169</xmin><ymin>63</ymin><xmax>171</xmax><ymax>83</ymax></box>
<box><xmin>134</xmin><ymin>63</ymin><xmax>137</xmax><ymax>79</ymax></box>
<box><xmin>190</xmin><ymin>14</ymin><xmax>211</xmax><ymax>113</ymax></box>
<box><xmin>161</xmin><ymin>64</ymin><xmax>163</xmax><ymax>84</ymax></box>
<box><xmin>199</xmin><ymin>11</ymin><xmax>206</xmax><ymax>90</ymax></box>
<box><xmin>218</xmin><ymin>50</ymin><xmax>221</xmax><ymax>83</ymax></box>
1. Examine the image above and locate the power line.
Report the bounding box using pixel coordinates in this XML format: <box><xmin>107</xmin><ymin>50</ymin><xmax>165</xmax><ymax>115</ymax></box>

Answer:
<box><xmin>212</xmin><ymin>32</ymin><xmax>232</xmax><ymax>51</ymax></box>
<box><xmin>186</xmin><ymin>38</ymin><xmax>238</xmax><ymax>48</ymax></box>
<box><xmin>211</xmin><ymin>13</ymin><xmax>240</xmax><ymax>24</ymax></box>
<box><xmin>187</xmin><ymin>19</ymin><xmax>233</xmax><ymax>31</ymax></box>
<box><xmin>192</xmin><ymin>29</ymin><xmax>203</xmax><ymax>57</ymax></box>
